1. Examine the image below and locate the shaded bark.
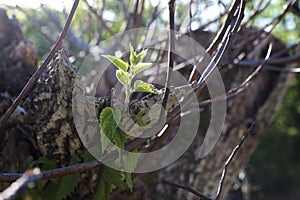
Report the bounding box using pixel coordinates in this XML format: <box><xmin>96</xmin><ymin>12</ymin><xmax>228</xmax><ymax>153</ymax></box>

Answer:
<box><xmin>0</xmin><ymin>8</ymin><xmax>38</xmax><ymax>191</ymax></box>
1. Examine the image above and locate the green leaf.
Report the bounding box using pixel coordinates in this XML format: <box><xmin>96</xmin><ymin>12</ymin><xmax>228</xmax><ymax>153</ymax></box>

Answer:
<box><xmin>135</xmin><ymin>49</ymin><xmax>148</xmax><ymax>64</ymax></box>
<box><xmin>100</xmin><ymin>129</ymin><xmax>111</xmax><ymax>153</ymax></box>
<box><xmin>56</xmin><ymin>174</ymin><xmax>81</xmax><ymax>200</ymax></box>
<box><xmin>103</xmin><ymin>55</ymin><xmax>128</xmax><ymax>72</ymax></box>
<box><xmin>133</xmin><ymin>63</ymin><xmax>152</xmax><ymax>74</ymax></box>
<box><xmin>122</xmin><ymin>150</ymin><xmax>139</xmax><ymax>173</ymax></box>
<box><xmin>113</xmin><ymin>127</ymin><xmax>127</xmax><ymax>149</ymax></box>
<box><xmin>94</xmin><ymin>177</ymin><xmax>111</xmax><ymax>200</ymax></box>
<box><xmin>103</xmin><ymin>167</ymin><xmax>125</xmax><ymax>189</ymax></box>
<box><xmin>40</xmin><ymin>181</ymin><xmax>59</xmax><ymax>200</ymax></box>
<box><xmin>130</xmin><ymin>43</ymin><xmax>136</xmax><ymax>65</ymax></box>
<box><xmin>135</xmin><ymin>112</ymin><xmax>149</xmax><ymax>127</ymax></box>
<box><xmin>100</xmin><ymin>107</ymin><xmax>117</xmax><ymax>139</ymax></box>
<box><xmin>125</xmin><ymin>172</ymin><xmax>134</xmax><ymax>192</ymax></box>
<box><xmin>133</xmin><ymin>80</ymin><xmax>161</xmax><ymax>94</ymax></box>
<box><xmin>116</xmin><ymin>69</ymin><xmax>130</xmax><ymax>86</ymax></box>
<box><xmin>100</xmin><ymin>107</ymin><xmax>119</xmax><ymax>152</ymax></box>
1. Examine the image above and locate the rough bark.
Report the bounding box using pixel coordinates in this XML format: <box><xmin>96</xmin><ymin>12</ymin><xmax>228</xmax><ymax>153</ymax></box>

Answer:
<box><xmin>0</xmin><ymin>9</ymin><xmax>296</xmax><ymax>200</ymax></box>
<box><xmin>0</xmin><ymin>8</ymin><xmax>37</xmax><ymax>191</ymax></box>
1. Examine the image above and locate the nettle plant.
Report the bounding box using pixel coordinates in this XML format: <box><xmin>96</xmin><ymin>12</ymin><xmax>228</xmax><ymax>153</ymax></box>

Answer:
<box><xmin>104</xmin><ymin>44</ymin><xmax>161</xmax><ymax>106</ymax></box>
<box><xmin>98</xmin><ymin>45</ymin><xmax>161</xmax><ymax>198</ymax></box>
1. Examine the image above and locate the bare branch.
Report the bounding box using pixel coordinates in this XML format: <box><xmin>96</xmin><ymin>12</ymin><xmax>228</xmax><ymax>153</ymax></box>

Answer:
<box><xmin>196</xmin><ymin>0</ymin><xmax>246</xmax><ymax>87</ymax></box>
<box><xmin>189</xmin><ymin>0</ymin><xmax>246</xmax><ymax>84</ymax></box>
<box><xmin>161</xmin><ymin>0</ymin><xmax>176</xmax><ymax>114</ymax></box>
<box><xmin>83</xmin><ymin>0</ymin><xmax>126</xmax><ymax>50</ymax></box>
<box><xmin>163</xmin><ymin>179</ymin><xmax>213</xmax><ymax>200</ymax></box>
<box><xmin>243</xmin><ymin>0</ymin><xmax>271</xmax><ymax>26</ymax></box>
<box><xmin>263</xmin><ymin>0</ymin><xmax>297</xmax><ymax>34</ymax></box>
<box><xmin>215</xmin><ymin>43</ymin><xmax>272</xmax><ymax>199</ymax></box>
<box><xmin>0</xmin><ymin>168</ymin><xmax>41</xmax><ymax>200</ymax></box>
<box><xmin>215</xmin><ymin>121</ymin><xmax>255</xmax><ymax>200</ymax></box>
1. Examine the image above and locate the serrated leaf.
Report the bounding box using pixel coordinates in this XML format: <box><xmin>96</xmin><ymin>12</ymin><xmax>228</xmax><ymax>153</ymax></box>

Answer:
<box><xmin>133</xmin><ymin>80</ymin><xmax>161</xmax><ymax>94</ymax></box>
<box><xmin>100</xmin><ymin>107</ymin><xmax>117</xmax><ymax>139</ymax></box>
<box><xmin>116</xmin><ymin>69</ymin><xmax>130</xmax><ymax>86</ymax></box>
<box><xmin>113</xmin><ymin>108</ymin><xmax>122</xmax><ymax>123</ymax></box>
<box><xmin>122</xmin><ymin>150</ymin><xmax>139</xmax><ymax>173</ymax></box>
<box><xmin>100</xmin><ymin>107</ymin><xmax>119</xmax><ymax>153</ymax></box>
<box><xmin>55</xmin><ymin>174</ymin><xmax>81</xmax><ymax>200</ymax></box>
<box><xmin>125</xmin><ymin>172</ymin><xmax>133</xmax><ymax>192</ymax></box>
<box><xmin>103</xmin><ymin>167</ymin><xmax>125</xmax><ymax>189</ymax></box>
<box><xmin>113</xmin><ymin>127</ymin><xmax>127</xmax><ymax>149</ymax></box>
<box><xmin>100</xmin><ymin>129</ymin><xmax>111</xmax><ymax>153</ymax></box>
<box><xmin>95</xmin><ymin>177</ymin><xmax>111</xmax><ymax>200</ymax></box>
<box><xmin>103</xmin><ymin>55</ymin><xmax>128</xmax><ymax>72</ymax></box>
<box><xmin>133</xmin><ymin>63</ymin><xmax>152</xmax><ymax>74</ymax></box>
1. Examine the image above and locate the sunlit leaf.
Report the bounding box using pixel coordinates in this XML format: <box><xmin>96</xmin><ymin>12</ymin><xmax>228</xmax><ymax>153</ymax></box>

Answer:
<box><xmin>103</xmin><ymin>55</ymin><xmax>128</xmax><ymax>72</ymax></box>
<box><xmin>130</xmin><ymin>43</ymin><xmax>136</xmax><ymax>65</ymax></box>
<box><xmin>133</xmin><ymin>80</ymin><xmax>161</xmax><ymax>94</ymax></box>
<box><xmin>135</xmin><ymin>49</ymin><xmax>148</xmax><ymax>64</ymax></box>
<box><xmin>116</xmin><ymin>69</ymin><xmax>130</xmax><ymax>86</ymax></box>
<box><xmin>133</xmin><ymin>63</ymin><xmax>152</xmax><ymax>74</ymax></box>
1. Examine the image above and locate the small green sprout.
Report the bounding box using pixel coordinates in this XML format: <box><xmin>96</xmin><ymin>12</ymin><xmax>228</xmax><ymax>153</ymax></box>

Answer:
<box><xmin>103</xmin><ymin>44</ymin><xmax>161</xmax><ymax>106</ymax></box>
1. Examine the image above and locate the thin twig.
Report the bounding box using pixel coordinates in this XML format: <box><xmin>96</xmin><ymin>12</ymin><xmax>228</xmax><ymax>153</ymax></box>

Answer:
<box><xmin>238</xmin><ymin>64</ymin><xmax>300</xmax><ymax>73</ymax></box>
<box><xmin>0</xmin><ymin>0</ymin><xmax>80</xmax><ymax>130</ymax></box>
<box><xmin>161</xmin><ymin>0</ymin><xmax>176</xmax><ymax>114</ymax></box>
<box><xmin>215</xmin><ymin>121</ymin><xmax>255</xmax><ymax>200</ymax></box>
<box><xmin>263</xmin><ymin>0</ymin><xmax>297</xmax><ymax>34</ymax></box>
<box><xmin>83</xmin><ymin>0</ymin><xmax>125</xmax><ymax>50</ymax></box>
<box><xmin>83</xmin><ymin>0</ymin><xmax>115</xmax><ymax>36</ymax></box>
<box><xmin>189</xmin><ymin>0</ymin><xmax>245</xmax><ymax>84</ymax></box>
<box><xmin>163</xmin><ymin>179</ymin><xmax>213</xmax><ymax>200</ymax></box>
<box><xmin>243</xmin><ymin>0</ymin><xmax>271</xmax><ymax>26</ymax></box>
<box><xmin>215</xmin><ymin>43</ymin><xmax>273</xmax><ymax>199</ymax></box>
<box><xmin>0</xmin><ymin>168</ymin><xmax>41</xmax><ymax>200</ymax></box>
<box><xmin>195</xmin><ymin>43</ymin><xmax>271</xmax><ymax>108</ymax></box>
<box><xmin>271</xmin><ymin>43</ymin><xmax>299</xmax><ymax>58</ymax></box>
<box><xmin>0</xmin><ymin>160</ymin><xmax>101</xmax><ymax>182</ymax></box>
<box><xmin>207</xmin><ymin>0</ymin><xmax>243</xmax><ymax>56</ymax></box>
<box><xmin>196</xmin><ymin>0</ymin><xmax>246</xmax><ymax>87</ymax></box>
